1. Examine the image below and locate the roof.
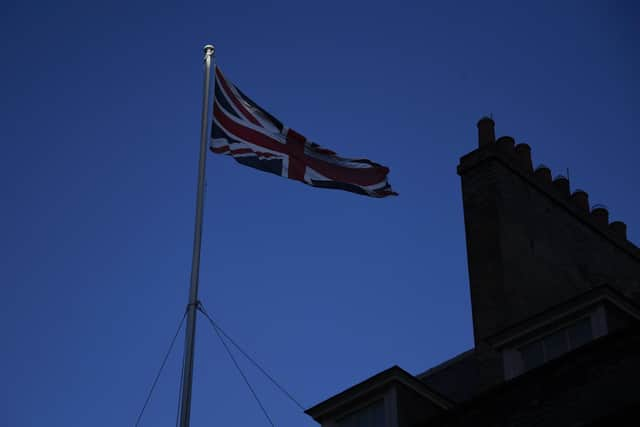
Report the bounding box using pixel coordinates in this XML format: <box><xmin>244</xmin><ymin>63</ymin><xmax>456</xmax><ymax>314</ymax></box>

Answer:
<box><xmin>305</xmin><ymin>365</ymin><xmax>454</xmax><ymax>422</ymax></box>
<box><xmin>416</xmin><ymin>349</ymin><xmax>474</xmax><ymax>380</ymax></box>
<box><xmin>419</xmin><ymin>345</ymin><xmax>510</xmax><ymax>403</ymax></box>
<box><xmin>422</xmin><ymin>325</ymin><xmax>640</xmax><ymax>427</ymax></box>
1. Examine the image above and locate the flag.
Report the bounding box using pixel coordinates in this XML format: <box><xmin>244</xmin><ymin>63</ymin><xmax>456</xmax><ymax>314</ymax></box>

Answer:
<box><xmin>210</xmin><ymin>66</ymin><xmax>397</xmax><ymax>197</ymax></box>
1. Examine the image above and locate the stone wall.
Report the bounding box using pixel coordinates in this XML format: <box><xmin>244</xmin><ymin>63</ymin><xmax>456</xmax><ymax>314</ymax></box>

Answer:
<box><xmin>458</xmin><ymin>118</ymin><xmax>640</xmax><ymax>343</ymax></box>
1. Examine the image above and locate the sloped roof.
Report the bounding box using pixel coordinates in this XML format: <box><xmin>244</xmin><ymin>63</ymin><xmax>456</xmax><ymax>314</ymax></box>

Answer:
<box><xmin>305</xmin><ymin>365</ymin><xmax>454</xmax><ymax>422</ymax></box>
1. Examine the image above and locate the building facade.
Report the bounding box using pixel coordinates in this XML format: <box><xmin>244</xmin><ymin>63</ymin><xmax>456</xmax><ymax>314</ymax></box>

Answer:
<box><xmin>305</xmin><ymin>118</ymin><xmax>640</xmax><ymax>427</ymax></box>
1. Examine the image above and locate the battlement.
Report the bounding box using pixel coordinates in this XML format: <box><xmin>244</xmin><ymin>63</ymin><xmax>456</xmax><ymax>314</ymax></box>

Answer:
<box><xmin>459</xmin><ymin>117</ymin><xmax>637</xmax><ymax>255</ymax></box>
<box><xmin>458</xmin><ymin>118</ymin><xmax>640</xmax><ymax>344</ymax></box>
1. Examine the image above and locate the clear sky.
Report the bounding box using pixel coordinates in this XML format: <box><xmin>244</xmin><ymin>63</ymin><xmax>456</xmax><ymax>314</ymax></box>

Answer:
<box><xmin>1</xmin><ymin>1</ymin><xmax>638</xmax><ymax>426</ymax></box>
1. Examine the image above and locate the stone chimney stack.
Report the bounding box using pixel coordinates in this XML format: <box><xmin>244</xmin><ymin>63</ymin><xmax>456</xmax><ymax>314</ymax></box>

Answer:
<box><xmin>457</xmin><ymin>119</ymin><xmax>640</xmax><ymax>345</ymax></box>
<box><xmin>477</xmin><ymin>117</ymin><xmax>496</xmax><ymax>147</ymax></box>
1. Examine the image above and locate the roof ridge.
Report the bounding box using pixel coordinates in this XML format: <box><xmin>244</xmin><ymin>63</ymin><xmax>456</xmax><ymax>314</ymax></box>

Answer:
<box><xmin>416</xmin><ymin>349</ymin><xmax>475</xmax><ymax>380</ymax></box>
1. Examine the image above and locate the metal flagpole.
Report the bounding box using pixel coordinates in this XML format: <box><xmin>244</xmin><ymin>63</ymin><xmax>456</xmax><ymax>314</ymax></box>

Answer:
<box><xmin>178</xmin><ymin>43</ymin><xmax>215</xmax><ymax>427</ymax></box>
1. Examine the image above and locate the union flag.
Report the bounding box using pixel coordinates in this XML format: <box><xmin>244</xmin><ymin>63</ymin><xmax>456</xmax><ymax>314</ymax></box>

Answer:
<box><xmin>210</xmin><ymin>66</ymin><xmax>397</xmax><ymax>198</ymax></box>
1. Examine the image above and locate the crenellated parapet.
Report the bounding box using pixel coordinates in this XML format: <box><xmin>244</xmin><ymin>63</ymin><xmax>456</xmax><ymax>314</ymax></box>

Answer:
<box><xmin>458</xmin><ymin>117</ymin><xmax>640</xmax><ymax>344</ymax></box>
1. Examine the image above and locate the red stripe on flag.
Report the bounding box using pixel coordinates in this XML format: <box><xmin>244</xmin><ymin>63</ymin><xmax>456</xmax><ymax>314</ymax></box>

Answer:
<box><xmin>303</xmin><ymin>156</ymin><xmax>389</xmax><ymax>187</ymax></box>
<box><xmin>214</xmin><ymin>106</ymin><xmax>286</xmax><ymax>154</ymax></box>
<box><xmin>217</xmin><ymin>105</ymin><xmax>389</xmax><ymax>186</ymax></box>
<box><xmin>285</xmin><ymin>131</ymin><xmax>306</xmax><ymax>181</ymax></box>
<box><xmin>286</xmin><ymin>128</ymin><xmax>306</xmax><ymax>143</ymax></box>
<box><xmin>211</xmin><ymin>146</ymin><xmax>230</xmax><ymax>154</ymax></box>
<box><xmin>215</xmin><ymin>68</ymin><xmax>262</xmax><ymax>128</ymax></box>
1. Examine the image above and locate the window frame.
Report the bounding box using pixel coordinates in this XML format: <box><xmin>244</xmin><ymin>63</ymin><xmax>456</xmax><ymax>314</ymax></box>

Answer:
<box><xmin>503</xmin><ymin>305</ymin><xmax>608</xmax><ymax>380</ymax></box>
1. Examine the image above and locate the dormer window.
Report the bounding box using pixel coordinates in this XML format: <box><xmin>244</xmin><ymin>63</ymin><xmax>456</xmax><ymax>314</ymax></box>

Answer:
<box><xmin>502</xmin><ymin>304</ymin><xmax>610</xmax><ymax>379</ymax></box>
<box><xmin>519</xmin><ymin>316</ymin><xmax>593</xmax><ymax>371</ymax></box>
<box><xmin>305</xmin><ymin>366</ymin><xmax>453</xmax><ymax>427</ymax></box>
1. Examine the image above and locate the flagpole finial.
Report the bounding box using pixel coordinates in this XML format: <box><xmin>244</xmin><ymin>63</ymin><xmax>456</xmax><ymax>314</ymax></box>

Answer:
<box><xmin>203</xmin><ymin>44</ymin><xmax>215</xmax><ymax>56</ymax></box>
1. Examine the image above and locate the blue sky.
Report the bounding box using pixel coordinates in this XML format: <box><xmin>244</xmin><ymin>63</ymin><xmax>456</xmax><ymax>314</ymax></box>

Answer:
<box><xmin>1</xmin><ymin>1</ymin><xmax>638</xmax><ymax>426</ymax></box>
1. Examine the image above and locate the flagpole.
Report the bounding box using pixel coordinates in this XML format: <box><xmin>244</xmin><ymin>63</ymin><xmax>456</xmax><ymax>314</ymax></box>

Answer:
<box><xmin>178</xmin><ymin>43</ymin><xmax>215</xmax><ymax>427</ymax></box>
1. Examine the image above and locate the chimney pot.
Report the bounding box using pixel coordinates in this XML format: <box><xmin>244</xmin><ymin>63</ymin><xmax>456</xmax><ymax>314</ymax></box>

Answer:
<box><xmin>570</xmin><ymin>190</ymin><xmax>590</xmax><ymax>213</ymax></box>
<box><xmin>496</xmin><ymin>136</ymin><xmax>515</xmax><ymax>153</ymax></box>
<box><xmin>591</xmin><ymin>205</ymin><xmax>609</xmax><ymax>228</ymax></box>
<box><xmin>610</xmin><ymin>221</ymin><xmax>628</xmax><ymax>240</ymax></box>
<box><xmin>515</xmin><ymin>143</ymin><xmax>533</xmax><ymax>172</ymax></box>
<box><xmin>534</xmin><ymin>165</ymin><xmax>552</xmax><ymax>184</ymax></box>
<box><xmin>553</xmin><ymin>175</ymin><xmax>570</xmax><ymax>199</ymax></box>
<box><xmin>477</xmin><ymin>117</ymin><xmax>496</xmax><ymax>148</ymax></box>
